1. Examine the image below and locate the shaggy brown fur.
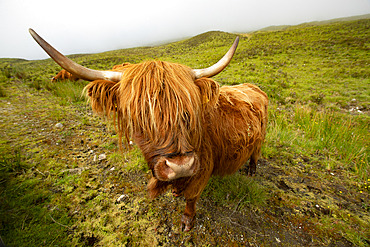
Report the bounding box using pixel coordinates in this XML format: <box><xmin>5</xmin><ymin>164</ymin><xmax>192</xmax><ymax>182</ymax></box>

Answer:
<box><xmin>86</xmin><ymin>61</ymin><xmax>204</xmax><ymax>152</ymax></box>
<box><xmin>84</xmin><ymin>60</ymin><xmax>268</xmax><ymax>231</ymax></box>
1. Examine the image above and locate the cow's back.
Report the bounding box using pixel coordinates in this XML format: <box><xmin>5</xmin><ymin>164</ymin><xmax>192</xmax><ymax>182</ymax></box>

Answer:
<box><xmin>204</xmin><ymin>83</ymin><xmax>268</xmax><ymax>176</ymax></box>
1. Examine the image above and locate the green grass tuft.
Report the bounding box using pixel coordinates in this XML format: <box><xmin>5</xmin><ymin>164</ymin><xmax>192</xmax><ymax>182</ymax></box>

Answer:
<box><xmin>45</xmin><ymin>80</ymin><xmax>87</xmax><ymax>104</ymax></box>
<box><xmin>293</xmin><ymin>106</ymin><xmax>369</xmax><ymax>175</ymax></box>
<box><xmin>204</xmin><ymin>174</ymin><xmax>267</xmax><ymax>209</ymax></box>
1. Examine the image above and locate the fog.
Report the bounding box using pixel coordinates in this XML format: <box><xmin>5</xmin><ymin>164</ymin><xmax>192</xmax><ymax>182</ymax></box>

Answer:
<box><xmin>0</xmin><ymin>0</ymin><xmax>369</xmax><ymax>60</ymax></box>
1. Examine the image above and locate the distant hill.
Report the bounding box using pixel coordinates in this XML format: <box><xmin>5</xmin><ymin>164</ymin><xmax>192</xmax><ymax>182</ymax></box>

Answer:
<box><xmin>0</xmin><ymin>58</ymin><xmax>27</xmax><ymax>64</ymax></box>
<box><xmin>256</xmin><ymin>13</ymin><xmax>370</xmax><ymax>32</ymax></box>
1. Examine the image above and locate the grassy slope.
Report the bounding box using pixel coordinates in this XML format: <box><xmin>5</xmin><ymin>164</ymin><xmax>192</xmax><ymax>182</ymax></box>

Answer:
<box><xmin>258</xmin><ymin>13</ymin><xmax>370</xmax><ymax>32</ymax></box>
<box><xmin>0</xmin><ymin>19</ymin><xmax>369</xmax><ymax>246</ymax></box>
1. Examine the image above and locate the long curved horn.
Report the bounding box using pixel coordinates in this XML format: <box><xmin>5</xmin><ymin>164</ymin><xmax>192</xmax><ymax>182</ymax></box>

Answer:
<box><xmin>193</xmin><ymin>36</ymin><xmax>239</xmax><ymax>79</ymax></box>
<box><xmin>29</xmin><ymin>28</ymin><xmax>123</xmax><ymax>82</ymax></box>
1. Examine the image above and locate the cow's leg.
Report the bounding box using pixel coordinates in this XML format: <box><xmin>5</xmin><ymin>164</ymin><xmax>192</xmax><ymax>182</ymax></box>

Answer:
<box><xmin>181</xmin><ymin>196</ymin><xmax>199</xmax><ymax>232</ymax></box>
<box><xmin>248</xmin><ymin>150</ymin><xmax>260</xmax><ymax>176</ymax></box>
<box><xmin>180</xmin><ymin>158</ymin><xmax>213</xmax><ymax>231</ymax></box>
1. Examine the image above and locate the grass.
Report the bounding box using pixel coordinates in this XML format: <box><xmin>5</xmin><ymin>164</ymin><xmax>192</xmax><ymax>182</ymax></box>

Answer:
<box><xmin>0</xmin><ymin>18</ymin><xmax>369</xmax><ymax>246</ymax></box>
<box><xmin>44</xmin><ymin>80</ymin><xmax>86</xmax><ymax>104</ymax></box>
<box><xmin>264</xmin><ymin>104</ymin><xmax>369</xmax><ymax>178</ymax></box>
<box><xmin>0</xmin><ymin>146</ymin><xmax>74</xmax><ymax>246</ymax></box>
<box><xmin>203</xmin><ymin>174</ymin><xmax>267</xmax><ymax>209</ymax></box>
<box><xmin>293</xmin><ymin>106</ymin><xmax>368</xmax><ymax>175</ymax></box>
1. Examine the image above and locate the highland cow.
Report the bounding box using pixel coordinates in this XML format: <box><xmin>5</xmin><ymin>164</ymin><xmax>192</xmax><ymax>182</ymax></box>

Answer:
<box><xmin>29</xmin><ymin>29</ymin><xmax>268</xmax><ymax>231</ymax></box>
<box><xmin>51</xmin><ymin>69</ymin><xmax>79</xmax><ymax>82</ymax></box>
<box><xmin>51</xmin><ymin>63</ymin><xmax>130</xmax><ymax>82</ymax></box>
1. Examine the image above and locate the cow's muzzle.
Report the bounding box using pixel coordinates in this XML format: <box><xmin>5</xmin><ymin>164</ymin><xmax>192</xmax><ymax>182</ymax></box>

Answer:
<box><xmin>153</xmin><ymin>152</ymin><xmax>198</xmax><ymax>181</ymax></box>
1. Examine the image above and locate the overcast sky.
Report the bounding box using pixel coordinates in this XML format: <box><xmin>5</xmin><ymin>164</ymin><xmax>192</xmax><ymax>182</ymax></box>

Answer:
<box><xmin>0</xmin><ymin>0</ymin><xmax>369</xmax><ymax>60</ymax></box>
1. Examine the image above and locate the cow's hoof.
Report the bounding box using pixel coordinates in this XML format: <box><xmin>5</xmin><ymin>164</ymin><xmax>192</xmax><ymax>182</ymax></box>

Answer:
<box><xmin>247</xmin><ymin>165</ymin><xmax>256</xmax><ymax>176</ymax></box>
<box><xmin>181</xmin><ymin>214</ymin><xmax>195</xmax><ymax>232</ymax></box>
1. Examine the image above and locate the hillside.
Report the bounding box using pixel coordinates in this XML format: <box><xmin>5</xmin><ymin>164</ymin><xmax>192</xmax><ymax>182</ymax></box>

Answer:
<box><xmin>257</xmin><ymin>13</ymin><xmax>370</xmax><ymax>32</ymax></box>
<box><xmin>0</xmin><ymin>18</ymin><xmax>369</xmax><ymax>246</ymax></box>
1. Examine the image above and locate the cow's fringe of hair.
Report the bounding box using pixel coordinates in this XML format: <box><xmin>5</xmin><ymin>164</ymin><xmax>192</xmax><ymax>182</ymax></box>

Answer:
<box><xmin>84</xmin><ymin>61</ymin><xmax>206</xmax><ymax>152</ymax></box>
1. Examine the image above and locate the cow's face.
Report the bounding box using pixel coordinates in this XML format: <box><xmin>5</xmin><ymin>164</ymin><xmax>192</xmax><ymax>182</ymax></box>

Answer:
<box><xmin>131</xmin><ymin>75</ymin><xmax>220</xmax><ymax>182</ymax></box>
<box><xmin>84</xmin><ymin>62</ymin><xmax>222</xmax><ymax>182</ymax></box>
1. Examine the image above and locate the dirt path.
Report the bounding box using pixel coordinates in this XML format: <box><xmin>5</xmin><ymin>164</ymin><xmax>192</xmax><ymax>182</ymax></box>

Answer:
<box><xmin>1</xmin><ymin>81</ymin><xmax>368</xmax><ymax>246</ymax></box>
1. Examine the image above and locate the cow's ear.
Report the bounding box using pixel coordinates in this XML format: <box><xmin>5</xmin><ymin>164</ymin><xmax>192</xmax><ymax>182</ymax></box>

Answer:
<box><xmin>194</xmin><ymin>78</ymin><xmax>220</xmax><ymax>107</ymax></box>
